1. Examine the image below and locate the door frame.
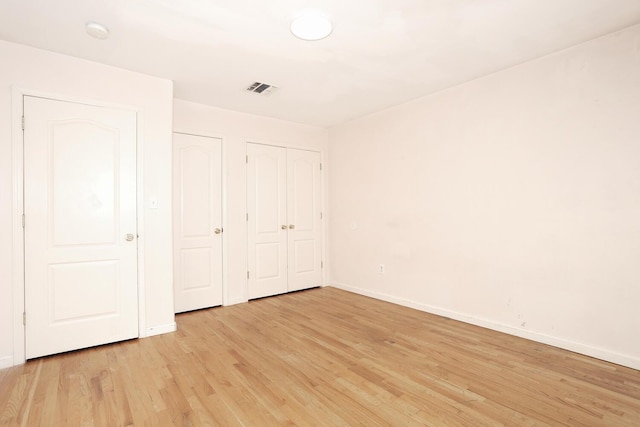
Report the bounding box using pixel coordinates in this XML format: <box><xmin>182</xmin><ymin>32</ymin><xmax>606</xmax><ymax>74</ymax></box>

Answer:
<box><xmin>11</xmin><ymin>87</ymin><xmax>147</xmax><ymax>365</ymax></box>
<box><xmin>173</xmin><ymin>129</ymin><xmax>229</xmax><ymax>307</ymax></box>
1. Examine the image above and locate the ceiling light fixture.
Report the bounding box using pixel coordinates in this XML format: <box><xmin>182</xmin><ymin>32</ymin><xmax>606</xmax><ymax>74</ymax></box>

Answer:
<box><xmin>86</xmin><ymin>22</ymin><xmax>110</xmax><ymax>40</ymax></box>
<box><xmin>290</xmin><ymin>10</ymin><xmax>332</xmax><ymax>41</ymax></box>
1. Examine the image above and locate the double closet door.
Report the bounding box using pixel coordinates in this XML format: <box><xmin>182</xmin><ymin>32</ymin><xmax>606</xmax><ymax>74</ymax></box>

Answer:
<box><xmin>247</xmin><ymin>143</ymin><xmax>322</xmax><ymax>300</ymax></box>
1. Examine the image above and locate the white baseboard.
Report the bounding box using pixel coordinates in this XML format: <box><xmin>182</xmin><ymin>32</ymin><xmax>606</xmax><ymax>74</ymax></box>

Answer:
<box><xmin>329</xmin><ymin>282</ymin><xmax>640</xmax><ymax>370</ymax></box>
<box><xmin>0</xmin><ymin>355</ymin><xmax>13</xmax><ymax>369</ymax></box>
<box><xmin>146</xmin><ymin>322</ymin><xmax>177</xmax><ymax>337</ymax></box>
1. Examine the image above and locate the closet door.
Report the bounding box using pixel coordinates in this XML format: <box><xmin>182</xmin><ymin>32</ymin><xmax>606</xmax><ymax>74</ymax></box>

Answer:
<box><xmin>287</xmin><ymin>149</ymin><xmax>322</xmax><ymax>292</ymax></box>
<box><xmin>173</xmin><ymin>133</ymin><xmax>223</xmax><ymax>313</ymax></box>
<box><xmin>247</xmin><ymin>143</ymin><xmax>288</xmax><ymax>299</ymax></box>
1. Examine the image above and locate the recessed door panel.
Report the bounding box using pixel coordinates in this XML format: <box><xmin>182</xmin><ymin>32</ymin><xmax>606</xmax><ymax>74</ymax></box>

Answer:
<box><xmin>24</xmin><ymin>96</ymin><xmax>138</xmax><ymax>359</ymax></box>
<box><xmin>255</xmin><ymin>243</ymin><xmax>282</xmax><ymax>279</ymax></box>
<box><xmin>51</xmin><ymin>121</ymin><xmax>118</xmax><ymax>246</ymax></box>
<box><xmin>180</xmin><ymin>248</ymin><xmax>212</xmax><ymax>291</ymax></box>
<box><xmin>173</xmin><ymin>133</ymin><xmax>223</xmax><ymax>313</ymax></box>
<box><xmin>292</xmin><ymin>159</ymin><xmax>315</xmax><ymax>232</ymax></box>
<box><xmin>49</xmin><ymin>261</ymin><xmax>119</xmax><ymax>322</ymax></box>
<box><xmin>247</xmin><ymin>143</ymin><xmax>287</xmax><ymax>299</ymax></box>
<box><xmin>293</xmin><ymin>240</ymin><xmax>316</xmax><ymax>274</ymax></box>
<box><xmin>181</xmin><ymin>148</ymin><xmax>212</xmax><ymax>238</ymax></box>
<box><xmin>255</xmin><ymin>155</ymin><xmax>281</xmax><ymax>234</ymax></box>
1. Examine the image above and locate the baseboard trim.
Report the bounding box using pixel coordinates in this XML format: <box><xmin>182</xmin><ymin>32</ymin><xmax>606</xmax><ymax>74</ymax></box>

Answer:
<box><xmin>329</xmin><ymin>282</ymin><xmax>640</xmax><ymax>370</ymax></box>
<box><xmin>145</xmin><ymin>322</ymin><xmax>177</xmax><ymax>337</ymax></box>
<box><xmin>0</xmin><ymin>355</ymin><xmax>13</xmax><ymax>369</ymax></box>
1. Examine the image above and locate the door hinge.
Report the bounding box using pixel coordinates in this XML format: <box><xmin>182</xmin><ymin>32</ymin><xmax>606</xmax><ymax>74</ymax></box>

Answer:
<box><xmin>247</xmin><ymin>271</ymin><xmax>250</xmax><ymax>279</ymax></box>
<box><xmin>321</xmin><ymin>261</ymin><xmax>324</xmax><ymax>269</ymax></box>
<box><xmin>246</xmin><ymin>213</ymin><xmax>249</xmax><ymax>221</ymax></box>
<box><xmin>320</xmin><ymin>212</ymin><xmax>323</xmax><ymax>220</ymax></box>
<box><xmin>21</xmin><ymin>214</ymin><xmax>25</xmax><ymax>228</ymax></box>
<box><xmin>320</xmin><ymin>162</ymin><xmax>322</xmax><ymax>171</ymax></box>
<box><xmin>246</xmin><ymin>155</ymin><xmax>248</xmax><ymax>164</ymax></box>
<box><xmin>21</xmin><ymin>116</ymin><xmax>25</xmax><ymax>130</ymax></box>
<box><xmin>23</xmin><ymin>312</ymin><xmax>26</xmax><ymax>326</ymax></box>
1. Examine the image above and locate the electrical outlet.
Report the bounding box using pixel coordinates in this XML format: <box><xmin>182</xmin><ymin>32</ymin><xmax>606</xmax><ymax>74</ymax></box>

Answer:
<box><xmin>378</xmin><ymin>264</ymin><xmax>385</xmax><ymax>274</ymax></box>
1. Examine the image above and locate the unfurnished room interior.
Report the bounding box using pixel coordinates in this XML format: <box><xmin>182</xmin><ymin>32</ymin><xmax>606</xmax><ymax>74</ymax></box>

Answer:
<box><xmin>1</xmin><ymin>1</ymin><xmax>639</xmax><ymax>425</ymax></box>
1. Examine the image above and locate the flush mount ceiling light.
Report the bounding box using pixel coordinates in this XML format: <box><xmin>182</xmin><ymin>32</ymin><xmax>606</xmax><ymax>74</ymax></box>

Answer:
<box><xmin>290</xmin><ymin>10</ymin><xmax>332</xmax><ymax>41</ymax></box>
<box><xmin>86</xmin><ymin>21</ymin><xmax>109</xmax><ymax>40</ymax></box>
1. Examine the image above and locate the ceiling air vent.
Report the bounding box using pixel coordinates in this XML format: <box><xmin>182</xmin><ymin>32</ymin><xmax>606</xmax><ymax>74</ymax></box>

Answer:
<box><xmin>245</xmin><ymin>81</ymin><xmax>278</xmax><ymax>95</ymax></box>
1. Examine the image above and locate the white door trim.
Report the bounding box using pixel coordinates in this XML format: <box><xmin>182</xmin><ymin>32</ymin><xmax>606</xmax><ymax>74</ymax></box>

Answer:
<box><xmin>11</xmin><ymin>86</ymin><xmax>147</xmax><ymax>366</ymax></box>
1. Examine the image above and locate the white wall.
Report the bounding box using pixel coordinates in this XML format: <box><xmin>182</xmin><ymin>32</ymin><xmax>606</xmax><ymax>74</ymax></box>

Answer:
<box><xmin>173</xmin><ymin>100</ymin><xmax>329</xmax><ymax>305</ymax></box>
<box><xmin>328</xmin><ymin>25</ymin><xmax>640</xmax><ymax>369</ymax></box>
<box><xmin>0</xmin><ymin>41</ymin><xmax>175</xmax><ymax>368</ymax></box>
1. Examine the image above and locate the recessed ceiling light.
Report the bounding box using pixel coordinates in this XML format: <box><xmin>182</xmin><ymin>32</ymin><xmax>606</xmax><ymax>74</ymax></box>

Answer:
<box><xmin>86</xmin><ymin>22</ymin><xmax>109</xmax><ymax>40</ymax></box>
<box><xmin>290</xmin><ymin>10</ymin><xmax>332</xmax><ymax>41</ymax></box>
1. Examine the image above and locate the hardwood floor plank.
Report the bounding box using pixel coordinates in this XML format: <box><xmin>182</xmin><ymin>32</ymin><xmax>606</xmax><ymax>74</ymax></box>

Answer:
<box><xmin>1</xmin><ymin>287</ymin><xmax>639</xmax><ymax>426</ymax></box>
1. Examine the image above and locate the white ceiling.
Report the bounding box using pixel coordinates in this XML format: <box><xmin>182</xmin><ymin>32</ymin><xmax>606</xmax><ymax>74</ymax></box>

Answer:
<box><xmin>1</xmin><ymin>0</ymin><xmax>640</xmax><ymax>127</ymax></box>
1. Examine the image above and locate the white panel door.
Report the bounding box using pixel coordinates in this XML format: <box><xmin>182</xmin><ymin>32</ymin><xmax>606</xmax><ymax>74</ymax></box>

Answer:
<box><xmin>24</xmin><ymin>96</ymin><xmax>138</xmax><ymax>359</ymax></box>
<box><xmin>287</xmin><ymin>149</ymin><xmax>322</xmax><ymax>292</ymax></box>
<box><xmin>173</xmin><ymin>133</ymin><xmax>223</xmax><ymax>313</ymax></box>
<box><xmin>247</xmin><ymin>143</ymin><xmax>288</xmax><ymax>299</ymax></box>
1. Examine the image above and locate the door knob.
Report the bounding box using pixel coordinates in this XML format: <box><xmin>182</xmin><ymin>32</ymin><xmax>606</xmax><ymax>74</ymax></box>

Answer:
<box><xmin>214</xmin><ymin>228</ymin><xmax>222</xmax><ymax>234</ymax></box>
<box><xmin>125</xmin><ymin>233</ymin><xmax>135</xmax><ymax>241</ymax></box>
<box><xmin>281</xmin><ymin>225</ymin><xmax>288</xmax><ymax>230</ymax></box>
<box><xmin>289</xmin><ymin>224</ymin><xmax>295</xmax><ymax>230</ymax></box>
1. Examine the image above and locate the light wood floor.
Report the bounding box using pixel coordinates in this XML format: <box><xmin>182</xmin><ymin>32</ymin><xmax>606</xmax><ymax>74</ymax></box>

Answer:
<box><xmin>1</xmin><ymin>287</ymin><xmax>639</xmax><ymax>426</ymax></box>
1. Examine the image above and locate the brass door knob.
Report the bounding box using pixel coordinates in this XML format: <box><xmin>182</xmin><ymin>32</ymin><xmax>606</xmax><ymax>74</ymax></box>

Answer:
<box><xmin>125</xmin><ymin>233</ymin><xmax>135</xmax><ymax>241</ymax></box>
<box><xmin>214</xmin><ymin>228</ymin><xmax>222</xmax><ymax>235</ymax></box>
<box><xmin>289</xmin><ymin>224</ymin><xmax>295</xmax><ymax>230</ymax></box>
<box><xmin>281</xmin><ymin>225</ymin><xmax>288</xmax><ymax>230</ymax></box>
